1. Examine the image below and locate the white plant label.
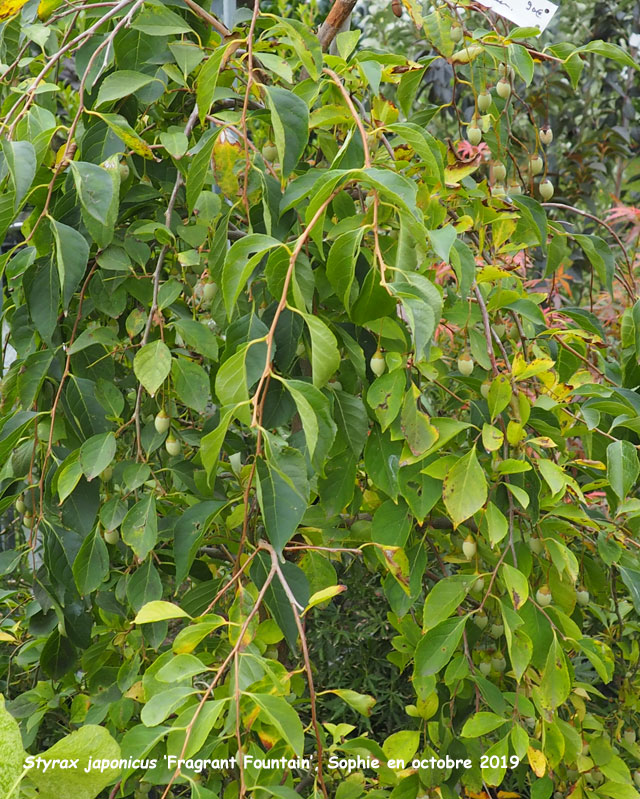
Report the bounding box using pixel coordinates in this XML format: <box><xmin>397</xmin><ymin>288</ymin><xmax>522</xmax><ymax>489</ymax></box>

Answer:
<box><xmin>477</xmin><ymin>0</ymin><xmax>559</xmax><ymax>33</ymax></box>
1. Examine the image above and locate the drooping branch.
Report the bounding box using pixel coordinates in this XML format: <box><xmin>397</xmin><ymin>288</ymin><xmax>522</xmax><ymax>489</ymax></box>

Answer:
<box><xmin>317</xmin><ymin>0</ymin><xmax>358</xmax><ymax>51</ymax></box>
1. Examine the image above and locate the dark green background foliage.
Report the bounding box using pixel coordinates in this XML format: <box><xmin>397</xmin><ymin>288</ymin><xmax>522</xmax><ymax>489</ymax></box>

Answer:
<box><xmin>1</xmin><ymin>0</ymin><xmax>640</xmax><ymax>797</ymax></box>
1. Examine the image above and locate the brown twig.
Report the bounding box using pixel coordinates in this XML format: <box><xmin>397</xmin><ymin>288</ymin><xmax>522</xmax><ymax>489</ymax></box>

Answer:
<box><xmin>266</xmin><ymin>544</ymin><xmax>328</xmax><ymax>799</ymax></box>
<box><xmin>317</xmin><ymin>0</ymin><xmax>358</xmax><ymax>51</ymax></box>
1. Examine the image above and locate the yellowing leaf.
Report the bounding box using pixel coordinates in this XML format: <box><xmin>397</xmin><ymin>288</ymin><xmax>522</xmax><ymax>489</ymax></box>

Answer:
<box><xmin>450</xmin><ymin>45</ymin><xmax>484</xmax><ymax>64</ymax></box>
<box><xmin>304</xmin><ymin>584</ymin><xmax>347</xmax><ymax>613</ymax></box>
<box><xmin>88</xmin><ymin>111</ymin><xmax>154</xmax><ymax>159</ymax></box>
<box><xmin>527</xmin><ymin>746</ymin><xmax>546</xmax><ymax>777</ymax></box>
<box><xmin>213</xmin><ymin>136</ymin><xmax>241</xmax><ymax>197</ymax></box>
<box><xmin>512</xmin><ymin>353</ymin><xmax>554</xmax><ymax>381</ymax></box>
<box><xmin>37</xmin><ymin>0</ymin><xmax>64</xmax><ymax>20</ymax></box>
<box><xmin>444</xmin><ymin>163</ymin><xmax>481</xmax><ymax>187</ymax></box>
<box><xmin>134</xmin><ymin>601</ymin><xmax>191</xmax><ymax>624</ymax></box>
<box><xmin>0</xmin><ymin>0</ymin><xmax>28</xmax><ymax>19</ymax></box>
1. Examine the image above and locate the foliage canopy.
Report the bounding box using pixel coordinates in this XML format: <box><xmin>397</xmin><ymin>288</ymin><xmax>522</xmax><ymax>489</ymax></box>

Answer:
<box><xmin>1</xmin><ymin>0</ymin><xmax>640</xmax><ymax>798</ymax></box>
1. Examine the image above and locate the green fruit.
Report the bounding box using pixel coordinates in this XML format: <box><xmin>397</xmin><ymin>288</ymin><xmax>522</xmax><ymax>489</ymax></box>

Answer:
<box><xmin>491</xmin><ymin>654</ymin><xmax>506</xmax><ymax>672</ymax></box>
<box><xmin>529</xmin><ymin>154</ymin><xmax>543</xmax><ymax>176</ymax></box>
<box><xmin>539</xmin><ymin>178</ymin><xmax>554</xmax><ymax>200</ymax></box>
<box><xmin>15</xmin><ymin>498</ymin><xmax>26</xmax><ymax>514</ymax></box>
<box><xmin>472</xmin><ymin>576</ymin><xmax>485</xmax><ymax>594</ymax></box>
<box><xmin>477</xmin><ymin>90</ymin><xmax>491</xmax><ymax>112</ymax></box>
<box><xmin>480</xmin><ymin>380</ymin><xmax>491</xmax><ymax>399</ymax></box>
<box><xmin>262</xmin><ymin>143</ymin><xmax>278</xmax><ymax>161</ymax></box>
<box><xmin>467</xmin><ymin>122</ymin><xmax>482</xmax><ymax>146</ymax></box>
<box><xmin>536</xmin><ymin>585</ymin><xmax>552</xmax><ymax>606</ymax></box>
<box><xmin>165</xmin><ymin>435</ymin><xmax>182</xmax><ymax>456</ymax></box>
<box><xmin>624</xmin><ymin>728</ymin><xmax>636</xmax><ymax>744</ymax></box>
<box><xmin>100</xmin><ymin>465</ymin><xmax>113</xmax><ymax>482</ymax></box>
<box><xmin>450</xmin><ymin>23</ymin><xmax>463</xmax><ymax>42</ymax></box>
<box><xmin>479</xmin><ymin>661</ymin><xmax>492</xmax><ymax>676</ymax></box>
<box><xmin>493</xmin><ymin>162</ymin><xmax>506</xmax><ymax>182</ymax></box>
<box><xmin>491</xmin><ymin>183</ymin><xmax>506</xmax><ymax>198</ymax></box>
<box><xmin>490</xmin><ymin>623</ymin><xmax>504</xmax><ymax>638</ymax></box>
<box><xmin>496</xmin><ymin>78</ymin><xmax>511</xmax><ymax>99</ymax></box>
<box><xmin>458</xmin><ymin>353</ymin><xmax>474</xmax><ymax>376</ymax></box>
<box><xmin>462</xmin><ymin>535</ymin><xmax>476</xmax><ymax>560</ymax></box>
<box><xmin>154</xmin><ymin>409</ymin><xmax>171</xmax><ymax>434</ymax></box>
<box><xmin>498</xmin><ymin>63</ymin><xmax>515</xmax><ymax>80</ymax></box>
<box><xmin>104</xmin><ymin>529</ymin><xmax>119</xmax><ymax>545</ymax></box>
<box><xmin>202</xmin><ymin>281</ymin><xmax>218</xmax><ymax>302</ymax></box>
<box><xmin>539</xmin><ymin>126</ymin><xmax>553</xmax><ymax>145</ymax></box>
<box><xmin>529</xmin><ymin>537</ymin><xmax>543</xmax><ymax>554</ymax></box>
<box><xmin>507</xmin><ymin>180</ymin><xmax>522</xmax><ymax>196</ymax></box>
<box><xmin>229</xmin><ymin>452</ymin><xmax>242</xmax><ymax>474</ymax></box>
<box><xmin>118</xmin><ymin>161</ymin><xmax>130</xmax><ymax>181</ymax></box>
<box><xmin>474</xmin><ymin>612</ymin><xmax>488</xmax><ymax>630</ymax></box>
<box><xmin>576</xmin><ymin>588</ymin><xmax>589</xmax><ymax>606</ymax></box>
<box><xmin>370</xmin><ymin>350</ymin><xmax>386</xmax><ymax>377</ymax></box>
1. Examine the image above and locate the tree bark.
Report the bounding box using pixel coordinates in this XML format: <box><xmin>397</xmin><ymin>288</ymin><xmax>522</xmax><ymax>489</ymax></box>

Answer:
<box><xmin>317</xmin><ymin>0</ymin><xmax>358</xmax><ymax>51</ymax></box>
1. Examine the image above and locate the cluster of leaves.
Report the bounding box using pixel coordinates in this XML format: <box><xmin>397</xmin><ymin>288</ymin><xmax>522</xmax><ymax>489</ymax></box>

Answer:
<box><xmin>1</xmin><ymin>0</ymin><xmax>640</xmax><ymax>797</ymax></box>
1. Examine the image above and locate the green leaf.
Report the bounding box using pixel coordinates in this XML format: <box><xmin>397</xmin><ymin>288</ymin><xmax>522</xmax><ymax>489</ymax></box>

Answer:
<box><xmin>50</xmin><ymin>218</ymin><xmax>89</xmax><ymax>310</ymax></box>
<box><xmin>196</xmin><ymin>44</ymin><xmax>230</xmax><ymax>124</ymax></box>
<box><xmin>619</xmin><ymin>567</ymin><xmax>640</xmax><ymax>614</ymax></box>
<box><xmin>577</xmin><ymin>39</ymin><xmax>639</xmax><ymax>69</ymax></box>
<box><xmin>141</xmin><ymin>686</ymin><xmax>197</xmax><ymax>726</ymax></box>
<box><xmin>121</xmin><ymin>493</ymin><xmax>157</xmax><ymax>560</ymax></box>
<box><xmin>324</xmin><ymin>689</ymin><xmax>376</xmax><ymax>717</ymax></box>
<box><xmin>135</xmin><ymin>600</ymin><xmax>191</xmax><ymax>624</ymax></box>
<box><xmin>607</xmin><ymin>440</ymin><xmax>640</xmax><ymax>501</ymax></box>
<box><xmin>215</xmin><ymin>346</ymin><xmax>251</xmax><ymax>412</ymax></box>
<box><xmin>185</xmin><ymin>130</ymin><xmax>218</xmax><ymax>214</ymax></box>
<box><xmin>156</xmin><ymin>651</ymin><xmax>205</xmax><ymax>682</ymax></box>
<box><xmin>171</xmin><ymin>357</ymin><xmax>209</xmax><ymax>413</ymax></box>
<box><xmin>488</xmin><ymin>374</ymin><xmax>512</xmax><ymax>419</ymax></box>
<box><xmin>501</xmin><ymin>563</ymin><xmax>529</xmax><ymax>610</ymax></box>
<box><xmin>173</xmin><ymin>318</ymin><xmax>218</xmax><ymax>360</ymax></box>
<box><xmin>1</xmin><ymin>139</ymin><xmax>36</xmax><ymax>208</ymax></box>
<box><xmin>461</xmin><ymin>712</ymin><xmax>508</xmax><ymax>737</ymax></box>
<box><xmin>539</xmin><ymin>635</ymin><xmax>570</xmax><ymax>710</ymax></box>
<box><xmin>326</xmin><ymin>227</ymin><xmax>365</xmax><ymax>307</ymax></box>
<box><xmin>79</xmin><ymin>431</ymin><xmax>116</xmax><ymax>481</ymax></box>
<box><xmin>482</xmin><ymin>734</ymin><xmax>509</xmax><ymax>786</ymax></box>
<box><xmin>249</xmin><ymin>693</ymin><xmax>304</xmax><ymax>756</ymax></box>
<box><xmin>485</xmin><ymin>502</ymin><xmax>508</xmax><ymax>547</ymax></box>
<box><xmin>256</xmin><ymin>445</ymin><xmax>308</xmax><ymax>554</ymax></box>
<box><xmin>69</xmin><ymin>160</ymin><xmax>118</xmax><ymax>249</ymax></box>
<box><xmin>131</xmin><ymin>4</ymin><xmax>193</xmax><ymax>35</ymax></box>
<box><xmin>509</xmin><ymin>43</ymin><xmax>534</xmax><ymax>85</ymax></box>
<box><xmin>281</xmin><ymin>378</ymin><xmax>336</xmax><ymax>469</ymax></box>
<box><xmin>174</xmin><ymin>501</ymin><xmax>224</xmax><ymax>585</ymax></box>
<box><xmin>134</xmin><ymin>340</ymin><xmax>172</xmax><ymax>396</ymax></box>
<box><xmin>422</xmin><ymin>574</ymin><xmax>474</xmax><ymax>630</ymax></box>
<box><xmin>304</xmin><ymin>314</ymin><xmax>340</xmax><ymax>388</ymax></box>
<box><xmin>443</xmin><ymin>446</ymin><xmax>487</xmax><ymax>528</ymax></box>
<box><xmin>367</xmin><ymin>370</ymin><xmax>405</xmax><ymax>431</ymax></box>
<box><xmin>222</xmin><ymin>234</ymin><xmax>283</xmax><ymax>316</ymax></box>
<box><xmin>96</xmin><ymin>70</ymin><xmax>160</xmax><ymax>106</ymax></box>
<box><xmin>201</xmin><ymin>407</ymin><xmax>235</xmax><ymax>480</ymax></box>
<box><xmin>264</xmin><ymin>86</ymin><xmax>309</xmax><ymax>177</ymax></box>
<box><xmin>0</xmin><ymin>694</ymin><xmax>24</xmax><ymax>798</ymax></box>
<box><xmin>414</xmin><ymin>616</ymin><xmax>467</xmax><ymax>676</ymax></box>
<box><xmin>72</xmin><ymin>527</ymin><xmax>109</xmax><ymax>595</ymax></box>
<box><xmin>334</xmin><ymin>389</ymin><xmax>369</xmax><ymax>456</ymax></box>
<box><xmin>26</xmin><ymin>725</ymin><xmax>121</xmax><ymax>799</ymax></box>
